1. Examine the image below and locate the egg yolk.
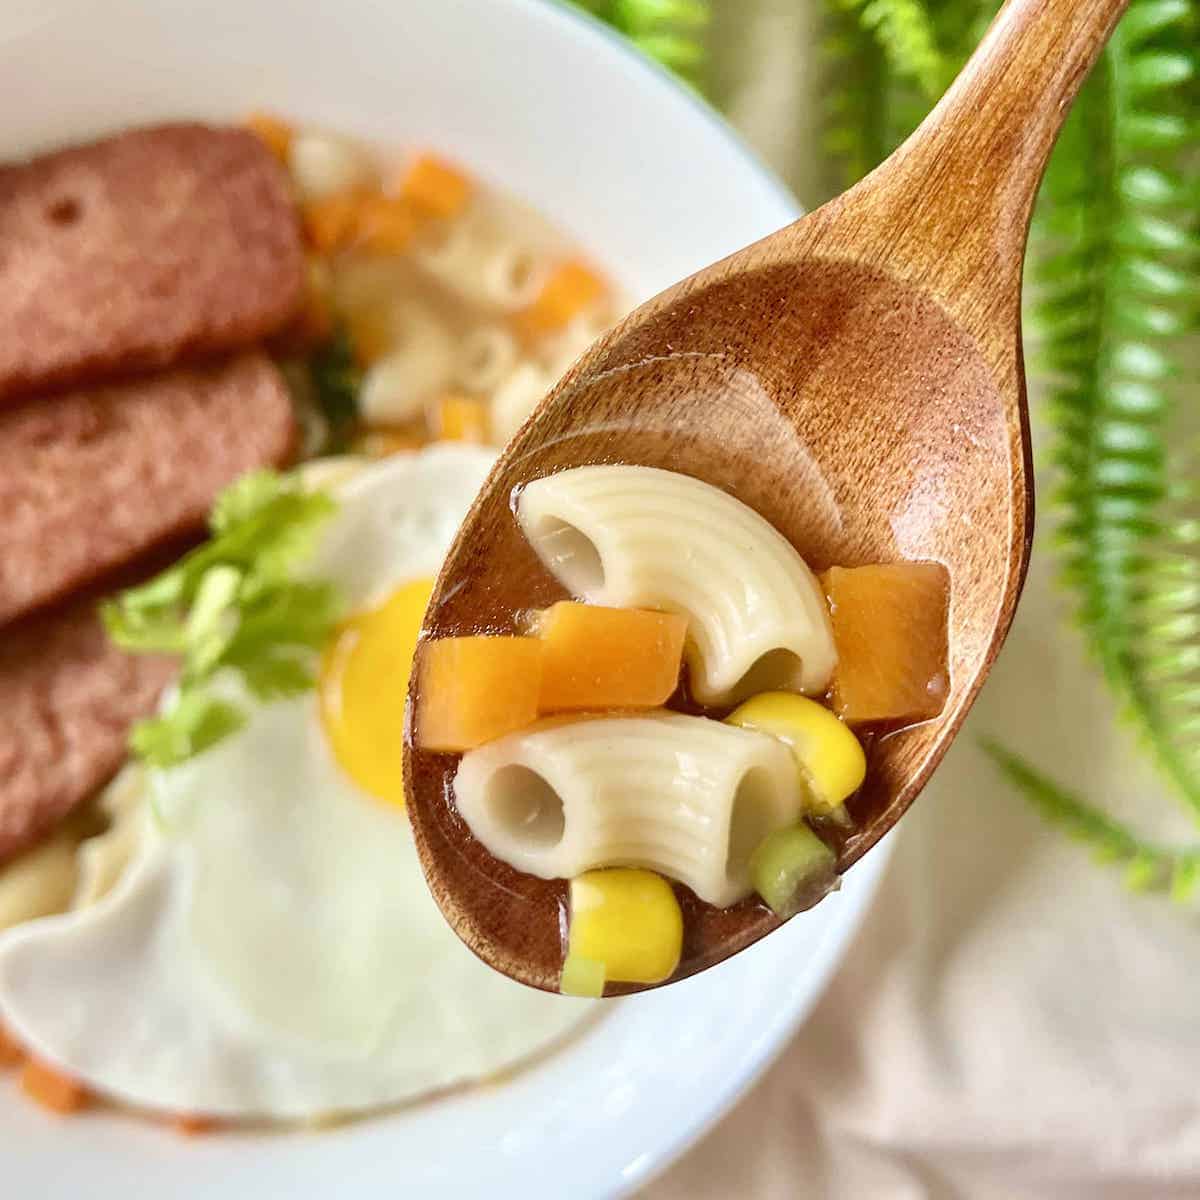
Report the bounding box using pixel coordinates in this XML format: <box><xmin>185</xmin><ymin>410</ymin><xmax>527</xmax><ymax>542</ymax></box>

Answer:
<box><xmin>319</xmin><ymin>578</ymin><xmax>434</xmax><ymax>808</ymax></box>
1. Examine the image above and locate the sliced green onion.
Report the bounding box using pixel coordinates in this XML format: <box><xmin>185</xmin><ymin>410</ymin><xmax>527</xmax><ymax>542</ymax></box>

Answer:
<box><xmin>560</xmin><ymin>952</ymin><xmax>606</xmax><ymax>998</ymax></box>
<box><xmin>750</xmin><ymin>824</ymin><xmax>839</xmax><ymax>919</ymax></box>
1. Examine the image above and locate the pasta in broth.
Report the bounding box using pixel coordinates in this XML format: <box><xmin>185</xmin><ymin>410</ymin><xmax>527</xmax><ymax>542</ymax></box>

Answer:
<box><xmin>277</xmin><ymin>123</ymin><xmax>622</xmax><ymax>456</ymax></box>
<box><xmin>414</xmin><ymin>465</ymin><xmax>953</xmax><ymax>996</ymax></box>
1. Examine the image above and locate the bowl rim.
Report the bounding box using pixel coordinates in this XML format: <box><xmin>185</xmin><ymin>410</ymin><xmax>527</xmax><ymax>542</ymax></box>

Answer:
<box><xmin>0</xmin><ymin>2</ymin><xmax>891</xmax><ymax>1195</ymax></box>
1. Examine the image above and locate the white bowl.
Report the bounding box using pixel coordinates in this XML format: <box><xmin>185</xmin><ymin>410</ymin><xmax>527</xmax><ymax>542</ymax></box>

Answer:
<box><xmin>0</xmin><ymin>0</ymin><xmax>891</xmax><ymax>1195</ymax></box>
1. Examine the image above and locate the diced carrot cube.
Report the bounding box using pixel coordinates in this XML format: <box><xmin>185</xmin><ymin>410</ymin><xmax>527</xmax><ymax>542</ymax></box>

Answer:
<box><xmin>172</xmin><ymin>1114</ymin><xmax>219</xmax><ymax>1136</ymax></box>
<box><xmin>0</xmin><ymin>1021</ymin><xmax>24</xmax><ymax>1069</ymax></box>
<box><xmin>536</xmin><ymin>603</ymin><xmax>687</xmax><ymax>712</ymax></box>
<box><xmin>400</xmin><ymin>153</ymin><xmax>472</xmax><ymax>220</ymax></box>
<box><xmin>417</xmin><ymin>637</ymin><xmax>544</xmax><ymax>752</ymax></box>
<box><xmin>244</xmin><ymin>111</ymin><xmax>293</xmax><ymax>162</ymax></box>
<box><xmin>820</xmin><ymin>562</ymin><xmax>950</xmax><ymax>724</ymax></box>
<box><xmin>436</xmin><ymin>395</ymin><xmax>489</xmax><ymax>443</ymax></box>
<box><xmin>302</xmin><ymin>190</ymin><xmax>362</xmax><ymax>254</ymax></box>
<box><xmin>20</xmin><ymin>1057</ymin><xmax>89</xmax><ymax>1114</ymax></box>
<box><xmin>514</xmin><ymin>260</ymin><xmax>606</xmax><ymax>340</ymax></box>
<box><xmin>355</xmin><ymin>194</ymin><xmax>418</xmax><ymax>255</ymax></box>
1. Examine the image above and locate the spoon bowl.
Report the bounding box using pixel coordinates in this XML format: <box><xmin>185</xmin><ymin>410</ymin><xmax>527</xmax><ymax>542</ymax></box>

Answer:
<box><xmin>406</xmin><ymin>0</ymin><xmax>1128</xmax><ymax>993</ymax></box>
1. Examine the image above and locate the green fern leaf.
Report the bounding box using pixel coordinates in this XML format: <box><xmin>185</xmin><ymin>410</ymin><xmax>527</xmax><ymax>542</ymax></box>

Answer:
<box><xmin>981</xmin><ymin>742</ymin><xmax>1199</xmax><ymax>895</ymax></box>
<box><xmin>818</xmin><ymin>2</ymin><xmax>893</xmax><ymax>188</ymax></box>
<box><xmin>1003</xmin><ymin>0</ymin><xmax>1200</xmax><ymax>841</ymax></box>
<box><xmin>849</xmin><ymin>0</ymin><xmax>950</xmax><ymax>97</ymax></box>
<box><xmin>816</xmin><ymin>0</ymin><xmax>989</xmax><ymax>191</ymax></box>
<box><xmin>569</xmin><ymin>0</ymin><xmax>711</xmax><ymax>89</ymax></box>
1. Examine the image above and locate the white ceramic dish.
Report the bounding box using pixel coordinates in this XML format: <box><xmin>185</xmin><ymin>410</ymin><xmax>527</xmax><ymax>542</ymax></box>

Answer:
<box><xmin>0</xmin><ymin>0</ymin><xmax>891</xmax><ymax>1195</ymax></box>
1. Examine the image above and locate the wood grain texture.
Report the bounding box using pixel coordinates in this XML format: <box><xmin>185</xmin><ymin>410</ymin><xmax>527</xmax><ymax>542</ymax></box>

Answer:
<box><xmin>405</xmin><ymin>0</ymin><xmax>1129</xmax><ymax>994</ymax></box>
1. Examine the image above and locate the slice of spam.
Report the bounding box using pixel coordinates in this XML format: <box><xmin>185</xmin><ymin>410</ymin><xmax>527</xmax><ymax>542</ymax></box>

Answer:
<box><xmin>0</xmin><ymin>353</ymin><xmax>296</xmax><ymax>626</ymax></box>
<box><xmin>0</xmin><ymin>123</ymin><xmax>304</xmax><ymax>402</ymax></box>
<box><xmin>0</xmin><ymin>589</ymin><xmax>176</xmax><ymax>865</ymax></box>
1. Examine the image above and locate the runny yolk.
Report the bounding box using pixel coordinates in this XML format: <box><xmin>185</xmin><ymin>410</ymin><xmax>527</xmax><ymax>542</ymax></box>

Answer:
<box><xmin>318</xmin><ymin>578</ymin><xmax>434</xmax><ymax>808</ymax></box>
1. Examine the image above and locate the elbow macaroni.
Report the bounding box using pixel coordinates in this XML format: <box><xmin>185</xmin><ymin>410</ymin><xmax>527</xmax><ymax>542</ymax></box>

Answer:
<box><xmin>414</xmin><ymin>213</ymin><xmax>545</xmax><ymax>312</ymax></box>
<box><xmin>489</xmin><ymin>362</ymin><xmax>551</xmax><ymax>444</ymax></box>
<box><xmin>357</xmin><ymin>308</ymin><xmax>456</xmax><ymax>427</ymax></box>
<box><xmin>516</xmin><ymin>465</ymin><xmax>837</xmax><ymax>705</ymax></box>
<box><xmin>453</xmin><ymin>712</ymin><xmax>803</xmax><ymax>907</ymax></box>
<box><xmin>455</xmin><ymin>325</ymin><xmax>520</xmax><ymax>393</ymax></box>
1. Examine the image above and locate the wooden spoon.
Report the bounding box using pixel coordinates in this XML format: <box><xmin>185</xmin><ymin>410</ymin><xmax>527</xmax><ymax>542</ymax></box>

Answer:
<box><xmin>405</xmin><ymin>0</ymin><xmax>1129</xmax><ymax>994</ymax></box>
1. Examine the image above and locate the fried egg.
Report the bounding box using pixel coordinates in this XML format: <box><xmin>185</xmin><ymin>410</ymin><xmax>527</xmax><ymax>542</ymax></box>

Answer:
<box><xmin>0</xmin><ymin>446</ymin><xmax>592</xmax><ymax>1120</ymax></box>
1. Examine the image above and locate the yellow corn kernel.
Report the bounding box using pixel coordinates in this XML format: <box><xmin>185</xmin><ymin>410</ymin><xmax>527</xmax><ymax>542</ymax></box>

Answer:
<box><xmin>436</xmin><ymin>394</ymin><xmax>489</xmax><ymax>443</ymax></box>
<box><xmin>726</xmin><ymin>692</ymin><xmax>865</xmax><ymax>816</ymax></box>
<box><xmin>563</xmin><ymin>868</ymin><xmax>682</xmax><ymax>991</ymax></box>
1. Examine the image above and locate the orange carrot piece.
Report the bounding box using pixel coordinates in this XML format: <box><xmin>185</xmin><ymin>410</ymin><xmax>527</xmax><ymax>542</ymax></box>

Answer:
<box><xmin>0</xmin><ymin>1021</ymin><xmax>24</xmax><ymax>1069</ymax></box>
<box><xmin>400</xmin><ymin>153</ymin><xmax>471</xmax><ymax>220</ymax></box>
<box><xmin>417</xmin><ymin>637</ymin><xmax>544</xmax><ymax>752</ymax></box>
<box><xmin>302</xmin><ymin>190</ymin><xmax>363</xmax><ymax>254</ymax></box>
<box><xmin>244</xmin><ymin>111</ymin><xmax>293</xmax><ymax>162</ymax></box>
<box><xmin>514</xmin><ymin>260</ymin><xmax>606</xmax><ymax>340</ymax></box>
<box><xmin>352</xmin><ymin>427</ymin><xmax>427</xmax><ymax>458</ymax></box>
<box><xmin>536</xmin><ymin>603</ymin><xmax>687</xmax><ymax>712</ymax></box>
<box><xmin>172</xmin><ymin>1114</ymin><xmax>219</xmax><ymax>1136</ymax></box>
<box><xmin>355</xmin><ymin>194</ymin><xmax>418</xmax><ymax>255</ymax></box>
<box><xmin>436</xmin><ymin>395</ymin><xmax>489</xmax><ymax>444</ymax></box>
<box><xmin>820</xmin><ymin>562</ymin><xmax>950</xmax><ymax>724</ymax></box>
<box><xmin>20</xmin><ymin>1057</ymin><xmax>89</xmax><ymax>1114</ymax></box>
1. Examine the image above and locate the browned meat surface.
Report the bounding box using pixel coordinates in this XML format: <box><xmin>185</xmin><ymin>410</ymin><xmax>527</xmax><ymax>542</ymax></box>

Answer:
<box><xmin>0</xmin><ymin>593</ymin><xmax>177</xmax><ymax>864</ymax></box>
<box><xmin>0</xmin><ymin>122</ymin><xmax>304</xmax><ymax>401</ymax></box>
<box><xmin>0</xmin><ymin>352</ymin><xmax>296</xmax><ymax>626</ymax></box>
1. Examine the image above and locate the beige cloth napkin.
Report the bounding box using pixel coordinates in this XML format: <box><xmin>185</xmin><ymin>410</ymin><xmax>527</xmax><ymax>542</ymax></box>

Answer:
<box><xmin>642</xmin><ymin>4</ymin><xmax>1200</xmax><ymax>1194</ymax></box>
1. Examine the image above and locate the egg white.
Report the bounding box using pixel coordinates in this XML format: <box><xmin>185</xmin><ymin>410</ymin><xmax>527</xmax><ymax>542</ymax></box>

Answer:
<box><xmin>0</xmin><ymin>446</ymin><xmax>593</xmax><ymax>1119</ymax></box>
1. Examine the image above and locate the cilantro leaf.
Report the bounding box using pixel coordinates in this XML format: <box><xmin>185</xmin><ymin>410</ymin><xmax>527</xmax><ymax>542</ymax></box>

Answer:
<box><xmin>236</xmin><ymin>651</ymin><xmax>318</xmax><ymax>702</ymax></box>
<box><xmin>107</xmin><ymin>468</ymin><xmax>343</xmax><ymax>769</ymax></box>
<box><xmin>129</xmin><ymin>693</ymin><xmax>248</xmax><ymax>769</ymax></box>
<box><xmin>209</xmin><ymin>469</ymin><xmax>290</xmax><ymax>535</ymax></box>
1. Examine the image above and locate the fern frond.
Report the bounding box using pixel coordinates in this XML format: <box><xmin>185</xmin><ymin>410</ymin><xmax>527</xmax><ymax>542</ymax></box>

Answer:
<box><xmin>844</xmin><ymin>0</ymin><xmax>950</xmax><ymax>97</ymax></box>
<box><xmin>818</xmin><ymin>1</ymin><xmax>892</xmax><ymax>189</ymax></box>
<box><xmin>1024</xmin><ymin>0</ymin><xmax>1200</xmax><ymax>823</ymax></box>
<box><xmin>981</xmin><ymin>742</ymin><xmax>1200</xmax><ymax>898</ymax></box>
<box><xmin>817</xmin><ymin>0</ymin><xmax>999</xmax><ymax>193</ymax></box>
<box><xmin>569</xmin><ymin>0</ymin><xmax>711</xmax><ymax>89</ymax></box>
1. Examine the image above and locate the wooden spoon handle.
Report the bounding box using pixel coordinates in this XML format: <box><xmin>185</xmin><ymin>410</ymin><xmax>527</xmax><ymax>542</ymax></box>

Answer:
<box><xmin>832</xmin><ymin>0</ymin><xmax>1129</xmax><ymax>338</ymax></box>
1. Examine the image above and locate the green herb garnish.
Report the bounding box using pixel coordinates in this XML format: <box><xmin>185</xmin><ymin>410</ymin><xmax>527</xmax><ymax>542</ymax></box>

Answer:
<box><xmin>807</xmin><ymin>0</ymin><xmax>1200</xmax><ymax>896</ymax></box>
<box><xmin>592</xmin><ymin>0</ymin><xmax>1200</xmax><ymax>895</ymax></box>
<box><xmin>569</xmin><ymin>0</ymin><xmax>711</xmax><ymax>90</ymax></box>
<box><xmin>104</xmin><ymin>469</ymin><xmax>342</xmax><ymax>767</ymax></box>
<box><xmin>309</xmin><ymin>328</ymin><xmax>362</xmax><ymax>448</ymax></box>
